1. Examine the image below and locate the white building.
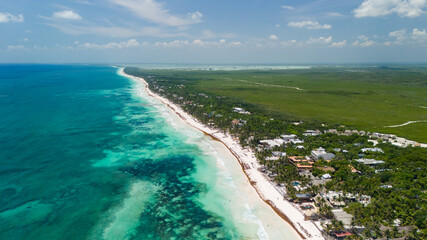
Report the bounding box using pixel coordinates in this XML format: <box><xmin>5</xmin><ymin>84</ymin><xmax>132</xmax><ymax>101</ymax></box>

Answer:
<box><xmin>355</xmin><ymin>158</ymin><xmax>385</xmax><ymax>166</ymax></box>
<box><xmin>260</xmin><ymin>139</ymin><xmax>284</xmax><ymax>148</ymax></box>
<box><xmin>281</xmin><ymin>134</ymin><xmax>297</xmax><ymax>141</ymax></box>
<box><xmin>233</xmin><ymin>107</ymin><xmax>251</xmax><ymax>115</ymax></box>
<box><xmin>361</xmin><ymin>147</ymin><xmax>384</xmax><ymax>153</ymax></box>
<box><xmin>322</xmin><ymin>173</ymin><xmax>332</xmax><ymax>179</ymax></box>
<box><xmin>272</xmin><ymin>151</ymin><xmax>287</xmax><ymax>157</ymax></box>
<box><xmin>290</xmin><ymin>139</ymin><xmax>304</xmax><ymax>145</ymax></box>
<box><xmin>303</xmin><ymin>130</ymin><xmax>322</xmax><ymax>136</ymax></box>
<box><xmin>311</xmin><ymin>148</ymin><xmax>335</xmax><ymax>160</ymax></box>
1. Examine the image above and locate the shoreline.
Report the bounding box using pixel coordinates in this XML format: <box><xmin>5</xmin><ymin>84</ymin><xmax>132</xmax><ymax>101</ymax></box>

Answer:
<box><xmin>119</xmin><ymin>68</ymin><xmax>324</xmax><ymax>240</ymax></box>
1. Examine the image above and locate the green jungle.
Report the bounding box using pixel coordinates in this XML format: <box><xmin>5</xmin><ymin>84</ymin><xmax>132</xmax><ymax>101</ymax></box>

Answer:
<box><xmin>129</xmin><ymin>66</ymin><xmax>426</xmax><ymax>143</ymax></box>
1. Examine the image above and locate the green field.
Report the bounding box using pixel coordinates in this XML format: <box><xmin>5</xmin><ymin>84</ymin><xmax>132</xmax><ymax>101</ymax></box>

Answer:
<box><xmin>134</xmin><ymin>66</ymin><xmax>427</xmax><ymax>143</ymax></box>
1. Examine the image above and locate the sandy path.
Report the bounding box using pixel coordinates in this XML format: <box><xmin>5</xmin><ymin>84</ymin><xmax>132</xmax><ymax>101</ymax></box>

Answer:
<box><xmin>385</xmin><ymin>120</ymin><xmax>427</xmax><ymax>128</ymax></box>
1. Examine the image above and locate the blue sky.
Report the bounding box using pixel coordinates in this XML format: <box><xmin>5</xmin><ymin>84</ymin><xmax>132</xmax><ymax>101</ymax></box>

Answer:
<box><xmin>1</xmin><ymin>0</ymin><xmax>427</xmax><ymax>64</ymax></box>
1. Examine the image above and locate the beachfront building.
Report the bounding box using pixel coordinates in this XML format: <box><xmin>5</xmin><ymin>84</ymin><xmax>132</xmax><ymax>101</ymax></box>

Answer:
<box><xmin>332</xmin><ymin>209</ymin><xmax>353</xmax><ymax>229</ymax></box>
<box><xmin>259</xmin><ymin>139</ymin><xmax>285</xmax><ymax>148</ymax></box>
<box><xmin>289</xmin><ymin>156</ymin><xmax>314</xmax><ymax>171</ymax></box>
<box><xmin>311</xmin><ymin>147</ymin><xmax>335</xmax><ymax>161</ymax></box>
<box><xmin>332</xmin><ymin>232</ymin><xmax>353</xmax><ymax>239</ymax></box>
<box><xmin>294</xmin><ymin>193</ymin><xmax>313</xmax><ymax>203</ymax></box>
<box><xmin>231</xmin><ymin>119</ymin><xmax>246</xmax><ymax>127</ymax></box>
<box><xmin>272</xmin><ymin>151</ymin><xmax>287</xmax><ymax>157</ymax></box>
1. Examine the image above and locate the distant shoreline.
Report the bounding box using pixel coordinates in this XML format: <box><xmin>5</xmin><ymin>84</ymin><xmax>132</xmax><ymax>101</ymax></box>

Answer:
<box><xmin>119</xmin><ymin>67</ymin><xmax>325</xmax><ymax>240</ymax></box>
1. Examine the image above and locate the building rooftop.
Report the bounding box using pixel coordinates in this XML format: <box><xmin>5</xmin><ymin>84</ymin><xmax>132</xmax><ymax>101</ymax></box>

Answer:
<box><xmin>361</xmin><ymin>147</ymin><xmax>384</xmax><ymax>153</ymax></box>
<box><xmin>355</xmin><ymin>158</ymin><xmax>385</xmax><ymax>165</ymax></box>
<box><xmin>295</xmin><ymin>193</ymin><xmax>312</xmax><ymax>199</ymax></box>
<box><xmin>332</xmin><ymin>209</ymin><xmax>353</xmax><ymax>226</ymax></box>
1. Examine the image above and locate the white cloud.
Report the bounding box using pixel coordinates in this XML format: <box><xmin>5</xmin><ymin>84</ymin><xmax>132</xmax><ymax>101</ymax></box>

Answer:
<box><xmin>111</xmin><ymin>0</ymin><xmax>202</xmax><ymax>26</ymax></box>
<box><xmin>353</xmin><ymin>39</ymin><xmax>375</xmax><ymax>47</ymax></box>
<box><xmin>75</xmin><ymin>0</ymin><xmax>92</xmax><ymax>5</ymax></box>
<box><xmin>288</xmin><ymin>21</ymin><xmax>331</xmax><ymax>30</ymax></box>
<box><xmin>53</xmin><ymin>10</ymin><xmax>83</xmax><ymax>20</ymax></box>
<box><xmin>389</xmin><ymin>29</ymin><xmax>407</xmax><ymax>42</ymax></box>
<box><xmin>412</xmin><ymin>28</ymin><xmax>427</xmax><ymax>42</ymax></box>
<box><xmin>307</xmin><ymin>36</ymin><xmax>332</xmax><ymax>44</ymax></box>
<box><xmin>201</xmin><ymin>30</ymin><xmax>216</xmax><ymax>39</ymax></box>
<box><xmin>282</xmin><ymin>5</ymin><xmax>294</xmax><ymax>10</ymax></box>
<box><xmin>154</xmin><ymin>39</ymin><xmax>235</xmax><ymax>48</ymax></box>
<box><xmin>326</xmin><ymin>12</ymin><xmax>345</xmax><ymax>17</ymax></box>
<box><xmin>46</xmin><ymin>23</ymin><xmax>185</xmax><ymax>38</ymax></box>
<box><xmin>6</xmin><ymin>45</ymin><xmax>27</xmax><ymax>50</ymax></box>
<box><xmin>352</xmin><ymin>35</ymin><xmax>376</xmax><ymax>47</ymax></box>
<box><xmin>199</xmin><ymin>30</ymin><xmax>234</xmax><ymax>39</ymax></box>
<box><xmin>76</xmin><ymin>39</ymin><xmax>141</xmax><ymax>49</ymax></box>
<box><xmin>154</xmin><ymin>40</ymin><xmax>189</xmax><ymax>47</ymax></box>
<box><xmin>360</xmin><ymin>40</ymin><xmax>375</xmax><ymax>47</ymax></box>
<box><xmin>275</xmin><ymin>24</ymin><xmax>280</xmax><ymax>28</ymax></box>
<box><xmin>269</xmin><ymin>34</ymin><xmax>278</xmax><ymax>40</ymax></box>
<box><xmin>358</xmin><ymin>35</ymin><xmax>370</xmax><ymax>41</ymax></box>
<box><xmin>330</xmin><ymin>40</ymin><xmax>347</xmax><ymax>48</ymax></box>
<box><xmin>280</xmin><ymin>40</ymin><xmax>298</xmax><ymax>46</ymax></box>
<box><xmin>188</xmin><ymin>11</ymin><xmax>202</xmax><ymax>21</ymax></box>
<box><xmin>353</xmin><ymin>0</ymin><xmax>427</xmax><ymax>18</ymax></box>
<box><xmin>192</xmin><ymin>39</ymin><xmax>204</xmax><ymax>46</ymax></box>
<box><xmin>0</xmin><ymin>12</ymin><xmax>24</xmax><ymax>23</ymax></box>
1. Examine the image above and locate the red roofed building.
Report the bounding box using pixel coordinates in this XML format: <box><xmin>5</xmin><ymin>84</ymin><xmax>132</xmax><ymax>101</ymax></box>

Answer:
<box><xmin>333</xmin><ymin>232</ymin><xmax>353</xmax><ymax>239</ymax></box>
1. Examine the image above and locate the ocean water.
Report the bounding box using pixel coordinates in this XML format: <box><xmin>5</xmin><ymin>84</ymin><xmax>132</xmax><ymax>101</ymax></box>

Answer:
<box><xmin>0</xmin><ymin>64</ymin><xmax>298</xmax><ymax>240</ymax></box>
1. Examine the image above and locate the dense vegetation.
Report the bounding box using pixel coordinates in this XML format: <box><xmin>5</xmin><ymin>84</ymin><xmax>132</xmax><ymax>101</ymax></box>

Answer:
<box><xmin>126</xmin><ymin>66</ymin><xmax>427</xmax><ymax>143</ymax></box>
<box><xmin>125</xmin><ymin>67</ymin><xmax>426</xmax><ymax>239</ymax></box>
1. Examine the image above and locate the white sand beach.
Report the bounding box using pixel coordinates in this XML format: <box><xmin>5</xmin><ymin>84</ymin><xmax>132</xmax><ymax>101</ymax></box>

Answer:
<box><xmin>119</xmin><ymin>68</ymin><xmax>324</xmax><ymax>240</ymax></box>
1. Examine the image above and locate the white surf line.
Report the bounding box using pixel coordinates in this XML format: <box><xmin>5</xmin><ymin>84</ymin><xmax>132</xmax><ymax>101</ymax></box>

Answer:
<box><xmin>235</xmin><ymin>79</ymin><xmax>304</xmax><ymax>91</ymax></box>
<box><xmin>385</xmin><ymin>120</ymin><xmax>427</xmax><ymax>128</ymax></box>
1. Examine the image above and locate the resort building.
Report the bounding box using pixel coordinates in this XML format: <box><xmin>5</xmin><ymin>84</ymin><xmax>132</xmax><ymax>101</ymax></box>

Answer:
<box><xmin>272</xmin><ymin>151</ymin><xmax>286</xmax><ymax>157</ymax></box>
<box><xmin>355</xmin><ymin>158</ymin><xmax>385</xmax><ymax>166</ymax></box>
<box><xmin>321</xmin><ymin>173</ymin><xmax>332</xmax><ymax>180</ymax></box>
<box><xmin>260</xmin><ymin>139</ymin><xmax>284</xmax><ymax>148</ymax></box>
<box><xmin>361</xmin><ymin>147</ymin><xmax>384</xmax><ymax>153</ymax></box>
<box><xmin>325</xmin><ymin>129</ymin><xmax>338</xmax><ymax>134</ymax></box>
<box><xmin>311</xmin><ymin>147</ymin><xmax>335</xmax><ymax>161</ymax></box>
<box><xmin>281</xmin><ymin>134</ymin><xmax>297</xmax><ymax>141</ymax></box>
<box><xmin>289</xmin><ymin>156</ymin><xmax>314</xmax><ymax>171</ymax></box>
<box><xmin>233</xmin><ymin>107</ymin><xmax>251</xmax><ymax>114</ymax></box>
<box><xmin>348</xmin><ymin>165</ymin><xmax>361</xmax><ymax>174</ymax></box>
<box><xmin>303</xmin><ymin>130</ymin><xmax>321</xmax><ymax>136</ymax></box>
<box><xmin>290</xmin><ymin>139</ymin><xmax>304</xmax><ymax>145</ymax></box>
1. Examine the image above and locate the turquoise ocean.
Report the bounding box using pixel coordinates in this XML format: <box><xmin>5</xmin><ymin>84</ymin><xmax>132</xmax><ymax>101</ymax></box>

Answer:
<box><xmin>0</xmin><ymin>65</ymin><xmax>298</xmax><ymax>240</ymax></box>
